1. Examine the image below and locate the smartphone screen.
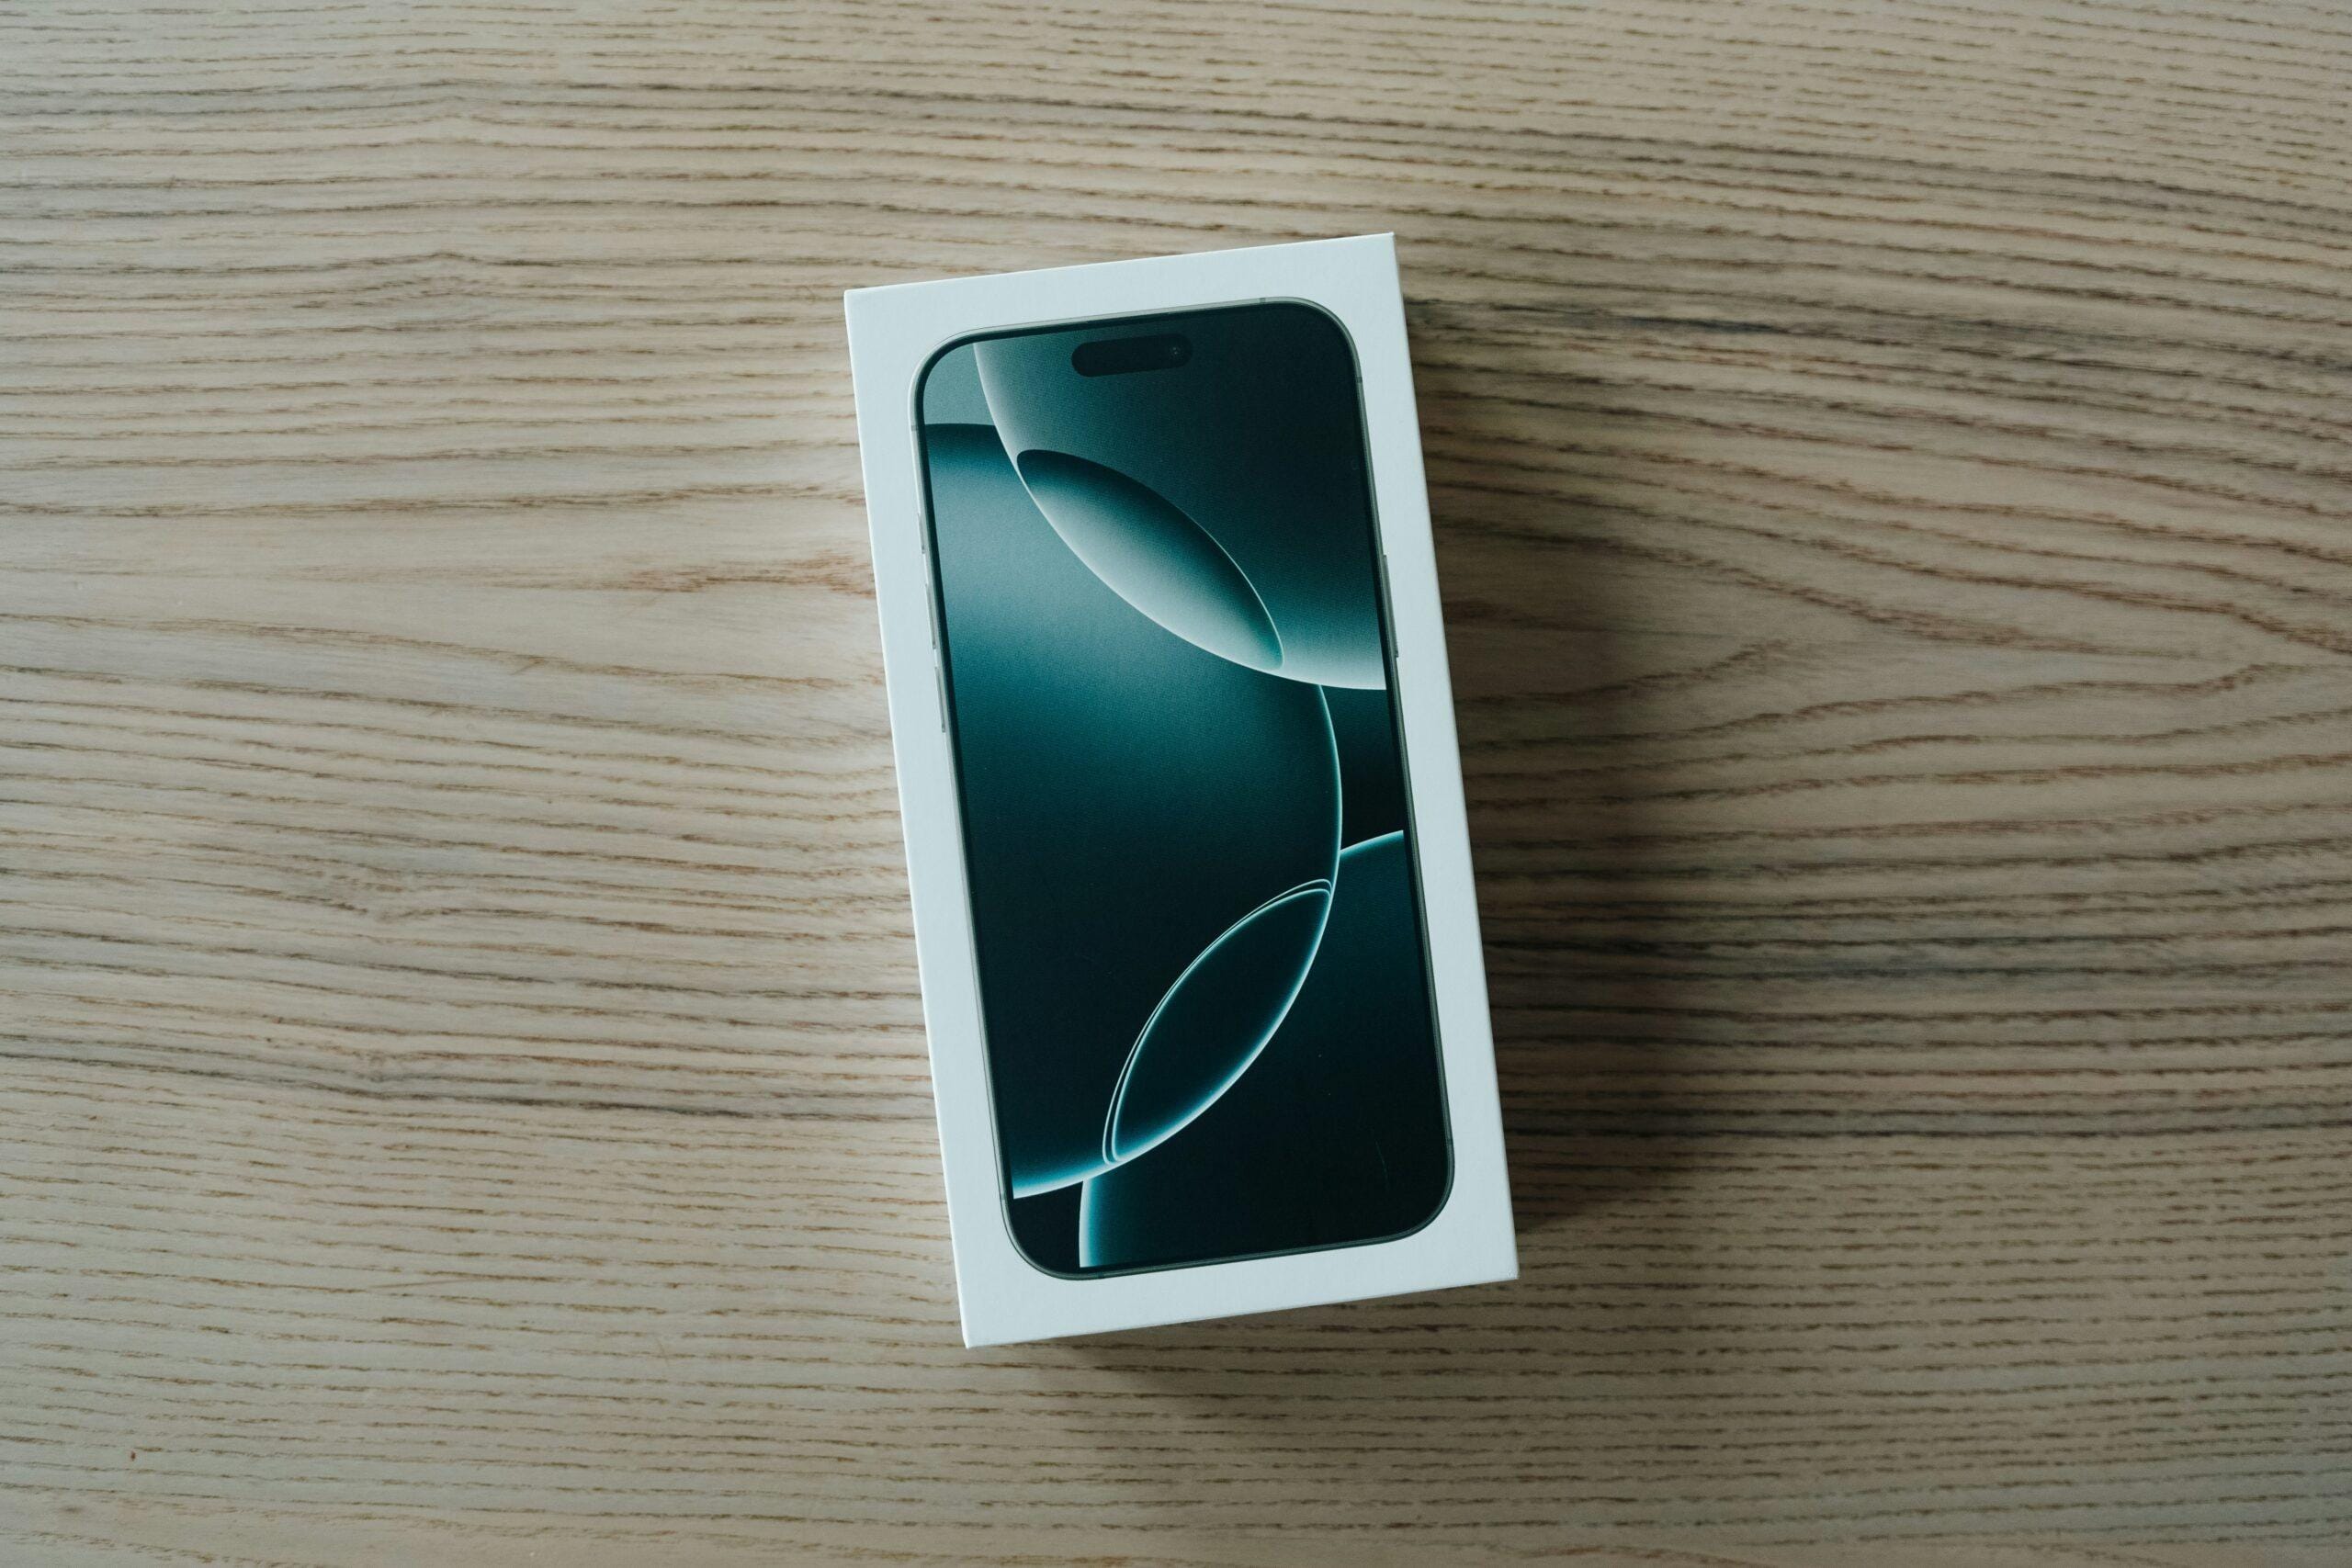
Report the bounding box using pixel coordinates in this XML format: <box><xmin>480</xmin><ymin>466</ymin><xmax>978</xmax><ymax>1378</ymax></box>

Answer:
<box><xmin>915</xmin><ymin>301</ymin><xmax>1452</xmax><ymax>1277</ymax></box>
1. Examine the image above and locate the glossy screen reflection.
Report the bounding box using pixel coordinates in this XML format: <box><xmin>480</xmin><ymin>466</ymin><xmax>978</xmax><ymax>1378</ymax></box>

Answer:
<box><xmin>919</xmin><ymin>304</ymin><xmax>1451</xmax><ymax>1275</ymax></box>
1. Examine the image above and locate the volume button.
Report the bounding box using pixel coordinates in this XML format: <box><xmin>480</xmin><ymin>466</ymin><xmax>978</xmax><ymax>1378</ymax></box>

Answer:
<box><xmin>934</xmin><ymin>664</ymin><xmax>948</xmax><ymax>732</ymax></box>
<box><xmin>1381</xmin><ymin>550</ymin><xmax>1399</xmax><ymax>663</ymax></box>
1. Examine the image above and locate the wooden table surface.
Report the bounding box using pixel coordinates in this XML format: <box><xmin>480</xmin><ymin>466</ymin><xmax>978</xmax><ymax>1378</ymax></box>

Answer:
<box><xmin>6</xmin><ymin>2</ymin><xmax>2350</xmax><ymax>1562</ymax></box>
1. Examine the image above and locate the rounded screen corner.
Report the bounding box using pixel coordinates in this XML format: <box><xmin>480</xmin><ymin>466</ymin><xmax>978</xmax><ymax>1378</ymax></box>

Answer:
<box><xmin>1386</xmin><ymin>1144</ymin><xmax>1458</xmax><ymax>1247</ymax></box>
<box><xmin>1248</xmin><ymin>297</ymin><xmax>1363</xmax><ymax>373</ymax></box>
<box><xmin>910</xmin><ymin>331</ymin><xmax>989</xmax><ymax>423</ymax></box>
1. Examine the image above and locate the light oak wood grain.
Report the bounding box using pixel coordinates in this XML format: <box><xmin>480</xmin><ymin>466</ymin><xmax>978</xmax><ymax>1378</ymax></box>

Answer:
<box><xmin>3</xmin><ymin>1</ymin><xmax>2349</xmax><ymax>1562</ymax></box>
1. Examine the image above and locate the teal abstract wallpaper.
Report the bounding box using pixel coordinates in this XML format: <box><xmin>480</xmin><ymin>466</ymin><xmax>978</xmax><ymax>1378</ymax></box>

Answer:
<box><xmin>918</xmin><ymin>304</ymin><xmax>1450</xmax><ymax>1275</ymax></box>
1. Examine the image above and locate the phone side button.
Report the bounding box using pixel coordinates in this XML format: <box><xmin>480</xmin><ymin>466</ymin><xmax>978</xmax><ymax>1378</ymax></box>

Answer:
<box><xmin>934</xmin><ymin>665</ymin><xmax>948</xmax><ymax>731</ymax></box>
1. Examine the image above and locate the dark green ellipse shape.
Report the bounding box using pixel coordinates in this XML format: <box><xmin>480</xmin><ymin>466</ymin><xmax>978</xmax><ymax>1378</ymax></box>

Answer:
<box><xmin>1078</xmin><ymin>831</ymin><xmax>1450</xmax><ymax>1271</ymax></box>
<box><xmin>1101</xmin><ymin>876</ymin><xmax>1334</xmax><ymax>1167</ymax></box>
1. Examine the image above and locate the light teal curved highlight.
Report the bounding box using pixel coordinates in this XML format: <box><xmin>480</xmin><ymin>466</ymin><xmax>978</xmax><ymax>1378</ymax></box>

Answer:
<box><xmin>1095</xmin><ymin>687</ymin><xmax>1346</xmax><ymax>1170</ymax></box>
<box><xmin>1077</xmin><ymin>829</ymin><xmax>1413</xmax><ymax>1266</ymax></box>
<box><xmin>1098</xmin><ymin>877</ymin><xmax>1333</xmax><ymax>1168</ymax></box>
<box><xmin>1012</xmin><ymin>1156</ymin><xmax>1114</xmax><ymax>1200</ymax></box>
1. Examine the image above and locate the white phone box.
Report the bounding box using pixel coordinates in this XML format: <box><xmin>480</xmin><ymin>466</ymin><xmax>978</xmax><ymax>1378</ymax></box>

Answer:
<box><xmin>844</xmin><ymin>235</ymin><xmax>1515</xmax><ymax>1346</ymax></box>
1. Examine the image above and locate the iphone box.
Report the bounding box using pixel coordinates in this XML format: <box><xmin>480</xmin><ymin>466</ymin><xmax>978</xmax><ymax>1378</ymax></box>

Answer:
<box><xmin>843</xmin><ymin>235</ymin><xmax>1515</xmax><ymax>1347</ymax></box>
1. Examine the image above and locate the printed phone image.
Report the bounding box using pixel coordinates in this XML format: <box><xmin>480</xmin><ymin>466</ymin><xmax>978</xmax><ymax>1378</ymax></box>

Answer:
<box><xmin>915</xmin><ymin>302</ymin><xmax>1452</xmax><ymax>1276</ymax></box>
